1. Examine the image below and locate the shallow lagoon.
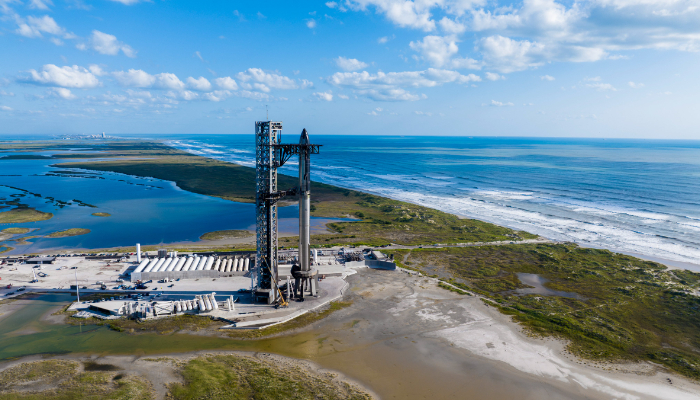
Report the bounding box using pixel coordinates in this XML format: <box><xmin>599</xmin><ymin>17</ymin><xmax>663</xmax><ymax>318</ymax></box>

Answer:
<box><xmin>0</xmin><ymin>149</ymin><xmax>334</xmax><ymax>253</ymax></box>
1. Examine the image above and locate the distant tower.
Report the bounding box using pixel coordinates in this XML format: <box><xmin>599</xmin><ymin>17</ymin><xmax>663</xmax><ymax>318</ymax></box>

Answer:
<box><xmin>102</xmin><ymin>132</ymin><xmax>105</xmax><ymax>138</ymax></box>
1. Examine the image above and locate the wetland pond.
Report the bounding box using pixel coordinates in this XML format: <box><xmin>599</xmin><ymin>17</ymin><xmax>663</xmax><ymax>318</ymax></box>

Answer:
<box><xmin>513</xmin><ymin>273</ymin><xmax>583</xmax><ymax>299</ymax></box>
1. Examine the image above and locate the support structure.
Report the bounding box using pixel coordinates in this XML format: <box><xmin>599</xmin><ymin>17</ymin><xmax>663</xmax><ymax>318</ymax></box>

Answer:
<box><xmin>254</xmin><ymin>121</ymin><xmax>321</xmax><ymax>304</ymax></box>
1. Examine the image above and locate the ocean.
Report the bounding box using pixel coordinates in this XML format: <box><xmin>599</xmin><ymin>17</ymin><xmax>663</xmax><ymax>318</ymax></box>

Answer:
<box><xmin>163</xmin><ymin>134</ymin><xmax>700</xmax><ymax>268</ymax></box>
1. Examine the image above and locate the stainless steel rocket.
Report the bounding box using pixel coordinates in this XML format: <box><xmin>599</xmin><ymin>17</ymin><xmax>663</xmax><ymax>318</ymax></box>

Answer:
<box><xmin>298</xmin><ymin>128</ymin><xmax>311</xmax><ymax>274</ymax></box>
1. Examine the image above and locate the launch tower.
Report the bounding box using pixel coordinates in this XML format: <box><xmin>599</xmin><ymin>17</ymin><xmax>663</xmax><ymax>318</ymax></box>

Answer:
<box><xmin>254</xmin><ymin>121</ymin><xmax>321</xmax><ymax>304</ymax></box>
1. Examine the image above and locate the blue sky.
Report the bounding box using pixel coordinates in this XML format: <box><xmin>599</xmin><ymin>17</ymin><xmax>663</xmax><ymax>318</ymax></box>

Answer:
<box><xmin>0</xmin><ymin>0</ymin><xmax>699</xmax><ymax>138</ymax></box>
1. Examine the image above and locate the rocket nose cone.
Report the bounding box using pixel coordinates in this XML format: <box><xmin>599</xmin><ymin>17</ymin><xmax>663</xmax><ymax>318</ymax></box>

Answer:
<box><xmin>300</xmin><ymin>128</ymin><xmax>310</xmax><ymax>144</ymax></box>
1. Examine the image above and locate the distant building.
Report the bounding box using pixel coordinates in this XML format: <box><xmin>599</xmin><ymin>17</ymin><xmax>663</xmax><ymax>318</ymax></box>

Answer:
<box><xmin>26</xmin><ymin>256</ymin><xmax>56</xmax><ymax>265</ymax></box>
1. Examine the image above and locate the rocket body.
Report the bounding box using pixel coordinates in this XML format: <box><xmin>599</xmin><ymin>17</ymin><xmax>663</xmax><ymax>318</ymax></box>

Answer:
<box><xmin>299</xmin><ymin>129</ymin><xmax>311</xmax><ymax>272</ymax></box>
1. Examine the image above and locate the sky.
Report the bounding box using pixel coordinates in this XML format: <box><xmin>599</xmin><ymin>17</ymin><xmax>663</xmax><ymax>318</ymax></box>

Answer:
<box><xmin>0</xmin><ymin>0</ymin><xmax>699</xmax><ymax>138</ymax></box>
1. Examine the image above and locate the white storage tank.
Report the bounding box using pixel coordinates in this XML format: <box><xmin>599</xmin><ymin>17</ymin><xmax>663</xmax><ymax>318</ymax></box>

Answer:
<box><xmin>182</xmin><ymin>257</ymin><xmax>195</xmax><ymax>272</ymax></box>
<box><xmin>233</xmin><ymin>258</ymin><xmax>240</xmax><ymax>272</ymax></box>
<box><xmin>243</xmin><ymin>258</ymin><xmax>250</xmax><ymax>271</ymax></box>
<box><xmin>158</xmin><ymin>258</ymin><xmax>173</xmax><ymax>272</ymax></box>
<box><xmin>173</xmin><ymin>257</ymin><xmax>186</xmax><ymax>271</ymax></box>
<box><xmin>143</xmin><ymin>258</ymin><xmax>159</xmax><ymax>273</ymax></box>
<box><xmin>204</xmin><ymin>256</ymin><xmax>215</xmax><ymax>271</ymax></box>
<box><xmin>213</xmin><ymin>259</ymin><xmax>221</xmax><ymax>271</ymax></box>
<box><xmin>210</xmin><ymin>294</ymin><xmax>218</xmax><ymax>310</ymax></box>
<box><xmin>133</xmin><ymin>259</ymin><xmax>150</xmax><ymax>273</ymax></box>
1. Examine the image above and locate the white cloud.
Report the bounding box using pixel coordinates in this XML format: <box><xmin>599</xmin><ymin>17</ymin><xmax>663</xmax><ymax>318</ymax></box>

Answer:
<box><xmin>377</xmin><ymin>35</ymin><xmax>395</xmax><ymax>43</ymax></box>
<box><xmin>586</xmin><ymin>82</ymin><xmax>617</xmax><ymax>91</ymax></box>
<box><xmin>0</xmin><ymin>106</ymin><xmax>12</xmax><ymax>111</ymax></box>
<box><xmin>0</xmin><ymin>90</ymin><xmax>15</xmax><ymax>97</ymax></box>
<box><xmin>48</xmin><ymin>87</ymin><xmax>75</xmax><ymax>99</ymax></box>
<box><xmin>414</xmin><ymin>110</ymin><xmax>432</xmax><ymax>116</ymax></box>
<box><xmin>186</xmin><ymin>76</ymin><xmax>212</xmax><ymax>91</ymax></box>
<box><xmin>306</xmin><ymin>19</ymin><xmax>317</xmax><ymax>28</ymax></box>
<box><xmin>368</xmin><ymin>107</ymin><xmax>383</xmax><ymax>115</ymax></box>
<box><xmin>485</xmin><ymin>72</ymin><xmax>504</xmax><ymax>80</ymax></box>
<box><xmin>329</xmin><ymin>68</ymin><xmax>479</xmax><ymax>101</ymax></box>
<box><xmin>490</xmin><ymin>100</ymin><xmax>514</xmax><ymax>106</ymax></box>
<box><xmin>85</xmin><ymin>30</ymin><xmax>136</xmax><ymax>57</ymax></box>
<box><xmin>628</xmin><ymin>81</ymin><xmax>644</xmax><ymax>88</ymax></box>
<box><xmin>313</xmin><ymin>91</ymin><xmax>333</xmax><ymax>101</ymax></box>
<box><xmin>88</xmin><ymin>64</ymin><xmax>106</xmax><ymax>76</ymax></box>
<box><xmin>16</xmin><ymin>15</ymin><xmax>65</xmax><ymax>38</ymax></box>
<box><xmin>410</xmin><ymin>35</ymin><xmax>459</xmax><ymax>67</ymax></box>
<box><xmin>203</xmin><ymin>90</ymin><xmax>232</xmax><ymax>102</ymax></box>
<box><xmin>195</xmin><ymin>51</ymin><xmax>205</xmax><ymax>62</ymax></box>
<box><xmin>346</xmin><ymin>0</ymin><xmax>437</xmax><ymax>31</ymax></box>
<box><xmin>326</xmin><ymin>1</ymin><xmax>338</xmax><ymax>8</ymax></box>
<box><xmin>214</xmin><ymin>77</ymin><xmax>239</xmax><ymax>90</ymax></box>
<box><xmin>28</xmin><ymin>0</ymin><xmax>52</xmax><ymax>10</ymax></box>
<box><xmin>154</xmin><ymin>73</ymin><xmax>185</xmax><ymax>90</ymax></box>
<box><xmin>113</xmin><ymin>69</ymin><xmax>155</xmax><ymax>87</ymax></box>
<box><xmin>335</xmin><ymin>56</ymin><xmax>369</xmax><ymax>71</ymax></box>
<box><xmin>24</xmin><ymin>64</ymin><xmax>100</xmax><ymax>88</ymax></box>
<box><xmin>236</xmin><ymin>68</ymin><xmax>300</xmax><ymax>91</ymax></box>
<box><xmin>541</xmin><ymin>75</ymin><xmax>556</xmax><ymax>81</ymax></box>
<box><xmin>438</xmin><ymin>17</ymin><xmax>465</xmax><ymax>34</ymax></box>
<box><xmin>338</xmin><ymin>94</ymin><xmax>349</xmax><ymax>99</ymax></box>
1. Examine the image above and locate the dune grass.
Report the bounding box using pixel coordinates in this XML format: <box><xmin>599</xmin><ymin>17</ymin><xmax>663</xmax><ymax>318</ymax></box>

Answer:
<box><xmin>199</xmin><ymin>229</ymin><xmax>254</xmax><ymax>241</ymax></box>
<box><xmin>45</xmin><ymin>228</ymin><xmax>90</xmax><ymax>238</ymax></box>
<box><xmin>397</xmin><ymin>244</ymin><xmax>700</xmax><ymax>380</ymax></box>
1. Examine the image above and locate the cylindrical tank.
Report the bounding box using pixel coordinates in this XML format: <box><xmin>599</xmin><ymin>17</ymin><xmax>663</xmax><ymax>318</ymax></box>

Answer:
<box><xmin>185</xmin><ymin>300</ymin><xmax>192</xmax><ymax>311</ymax></box>
<box><xmin>204</xmin><ymin>256</ymin><xmax>215</xmax><ymax>271</ymax></box>
<box><xmin>143</xmin><ymin>258</ymin><xmax>159</xmax><ymax>273</ymax></box>
<box><xmin>213</xmin><ymin>259</ymin><xmax>221</xmax><ymax>271</ymax></box>
<box><xmin>150</xmin><ymin>258</ymin><xmax>165</xmax><ymax>272</ymax></box>
<box><xmin>244</xmin><ymin>258</ymin><xmax>250</xmax><ymax>271</ymax></box>
<box><xmin>182</xmin><ymin>257</ymin><xmax>195</xmax><ymax>272</ymax></box>
<box><xmin>210</xmin><ymin>294</ymin><xmax>218</xmax><ymax>310</ymax></box>
<box><xmin>197</xmin><ymin>256</ymin><xmax>210</xmax><ymax>271</ymax></box>
<box><xmin>175</xmin><ymin>301</ymin><xmax>181</xmax><ymax>313</ymax></box>
<box><xmin>136</xmin><ymin>243</ymin><xmax>141</xmax><ymax>262</ymax></box>
<box><xmin>133</xmin><ymin>259</ymin><xmax>150</xmax><ymax>273</ymax></box>
<box><xmin>231</xmin><ymin>258</ymin><xmax>238</xmax><ymax>271</ymax></box>
<box><xmin>188</xmin><ymin>256</ymin><xmax>201</xmax><ymax>272</ymax></box>
<box><xmin>158</xmin><ymin>258</ymin><xmax>173</xmax><ymax>272</ymax></box>
<box><xmin>223</xmin><ymin>259</ymin><xmax>230</xmax><ymax>272</ymax></box>
<box><xmin>203</xmin><ymin>296</ymin><xmax>212</xmax><ymax>311</ymax></box>
<box><xmin>172</xmin><ymin>257</ymin><xmax>186</xmax><ymax>271</ymax></box>
<box><xmin>166</xmin><ymin>257</ymin><xmax>179</xmax><ymax>272</ymax></box>
<box><xmin>197</xmin><ymin>296</ymin><xmax>205</xmax><ymax>311</ymax></box>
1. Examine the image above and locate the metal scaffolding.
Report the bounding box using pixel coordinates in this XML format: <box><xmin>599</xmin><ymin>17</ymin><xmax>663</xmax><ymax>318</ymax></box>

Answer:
<box><xmin>253</xmin><ymin>121</ymin><xmax>321</xmax><ymax>305</ymax></box>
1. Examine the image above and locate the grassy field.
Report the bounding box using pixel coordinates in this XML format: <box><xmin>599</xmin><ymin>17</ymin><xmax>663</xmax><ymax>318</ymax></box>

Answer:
<box><xmin>0</xmin><ymin>208</ymin><xmax>52</xmax><ymax>223</ymax></box>
<box><xmin>169</xmin><ymin>354</ymin><xmax>371</xmax><ymax>400</ymax></box>
<box><xmin>199</xmin><ymin>229</ymin><xmax>253</xmax><ymax>240</ymax></box>
<box><xmin>1</xmin><ymin>227</ymin><xmax>31</xmax><ymax>234</ymax></box>
<box><xmin>0</xmin><ymin>360</ymin><xmax>153</xmax><ymax>400</ymax></box>
<box><xmin>396</xmin><ymin>244</ymin><xmax>700</xmax><ymax>380</ymax></box>
<box><xmin>45</xmin><ymin>228</ymin><xmax>90</xmax><ymax>238</ymax></box>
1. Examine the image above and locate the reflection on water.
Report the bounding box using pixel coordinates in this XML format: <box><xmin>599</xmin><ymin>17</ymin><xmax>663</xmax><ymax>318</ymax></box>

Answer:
<box><xmin>514</xmin><ymin>273</ymin><xmax>583</xmax><ymax>299</ymax></box>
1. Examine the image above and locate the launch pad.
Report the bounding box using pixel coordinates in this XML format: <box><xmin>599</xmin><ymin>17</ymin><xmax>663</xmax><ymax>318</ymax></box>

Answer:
<box><xmin>253</xmin><ymin>121</ymin><xmax>321</xmax><ymax>304</ymax></box>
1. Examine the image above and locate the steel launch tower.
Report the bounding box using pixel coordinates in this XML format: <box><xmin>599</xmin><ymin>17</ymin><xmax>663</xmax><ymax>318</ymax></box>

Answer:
<box><xmin>254</xmin><ymin>121</ymin><xmax>320</xmax><ymax>304</ymax></box>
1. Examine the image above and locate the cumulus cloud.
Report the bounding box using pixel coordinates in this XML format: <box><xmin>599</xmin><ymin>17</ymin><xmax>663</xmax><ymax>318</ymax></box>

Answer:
<box><xmin>328</xmin><ymin>68</ymin><xmax>480</xmax><ymax>101</ymax></box>
<box><xmin>83</xmin><ymin>30</ymin><xmax>136</xmax><ymax>57</ymax></box>
<box><xmin>313</xmin><ymin>91</ymin><xmax>333</xmax><ymax>101</ymax></box>
<box><xmin>112</xmin><ymin>69</ymin><xmax>155</xmax><ymax>87</ymax></box>
<box><xmin>541</xmin><ymin>75</ymin><xmax>555</xmax><ymax>81</ymax></box>
<box><xmin>628</xmin><ymin>81</ymin><xmax>644</xmax><ymax>88</ymax></box>
<box><xmin>48</xmin><ymin>87</ymin><xmax>75</xmax><ymax>99</ymax></box>
<box><xmin>485</xmin><ymin>72</ymin><xmax>504</xmax><ymax>80</ymax></box>
<box><xmin>16</xmin><ymin>15</ymin><xmax>65</xmax><ymax>38</ymax></box>
<box><xmin>24</xmin><ymin>64</ymin><xmax>100</xmax><ymax>88</ymax></box>
<box><xmin>214</xmin><ymin>77</ymin><xmax>239</xmax><ymax>90</ymax></box>
<box><xmin>236</xmin><ymin>68</ymin><xmax>301</xmax><ymax>91</ymax></box>
<box><xmin>0</xmin><ymin>106</ymin><xmax>12</xmax><ymax>111</ymax></box>
<box><xmin>377</xmin><ymin>35</ymin><xmax>394</xmax><ymax>43</ymax></box>
<box><xmin>335</xmin><ymin>56</ymin><xmax>369</xmax><ymax>71</ymax></box>
<box><xmin>186</xmin><ymin>76</ymin><xmax>212</xmax><ymax>91</ymax></box>
<box><xmin>107</xmin><ymin>0</ymin><xmax>145</xmax><ymax>4</ymax></box>
<box><xmin>344</xmin><ymin>0</ymin><xmax>700</xmax><ymax>73</ymax></box>
<box><xmin>306</xmin><ymin>19</ymin><xmax>317</xmax><ymax>28</ymax></box>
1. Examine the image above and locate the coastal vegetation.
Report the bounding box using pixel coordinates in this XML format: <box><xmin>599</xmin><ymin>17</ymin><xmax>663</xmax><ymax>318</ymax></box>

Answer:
<box><xmin>199</xmin><ymin>229</ymin><xmax>253</xmax><ymax>241</ymax></box>
<box><xmin>91</xmin><ymin>212</ymin><xmax>111</xmax><ymax>217</ymax></box>
<box><xmin>395</xmin><ymin>244</ymin><xmax>700</xmax><ymax>380</ymax></box>
<box><xmin>0</xmin><ymin>360</ymin><xmax>152</xmax><ymax>399</ymax></box>
<box><xmin>1</xmin><ymin>227</ymin><xmax>30</xmax><ymax>234</ymax></box>
<box><xmin>45</xmin><ymin>228</ymin><xmax>90</xmax><ymax>238</ymax></box>
<box><xmin>0</xmin><ymin>208</ymin><xmax>52</xmax><ymax>224</ymax></box>
<box><xmin>169</xmin><ymin>354</ymin><xmax>371</xmax><ymax>400</ymax></box>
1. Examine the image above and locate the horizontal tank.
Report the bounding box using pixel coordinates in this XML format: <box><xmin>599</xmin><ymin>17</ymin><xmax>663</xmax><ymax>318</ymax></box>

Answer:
<box><xmin>142</xmin><ymin>258</ymin><xmax>159</xmax><ymax>273</ymax></box>
<box><xmin>182</xmin><ymin>257</ymin><xmax>195</xmax><ymax>272</ymax></box>
<box><xmin>133</xmin><ymin>259</ymin><xmax>150</xmax><ymax>273</ymax></box>
<box><xmin>172</xmin><ymin>257</ymin><xmax>187</xmax><ymax>271</ymax></box>
<box><xmin>210</xmin><ymin>294</ymin><xmax>218</xmax><ymax>310</ymax></box>
<box><xmin>243</xmin><ymin>258</ymin><xmax>250</xmax><ymax>271</ymax></box>
<box><xmin>213</xmin><ymin>259</ymin><xmax>221</xmax><ymax>271</ymax></box>
<box><xmin>204</xmin><ymin>256</ymin><xmax>215</xmax><ymax>271</ymax></box>
<box><xmin>158</xmin><ymin>258</ymin><xmax>173</xmax><ymax>272</ymax></box>
<box><xmin>233</xmin><ymin>258</ymin><xmax>239</xmax><ymax>272</ymax></box>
